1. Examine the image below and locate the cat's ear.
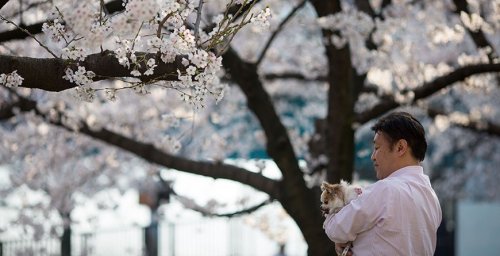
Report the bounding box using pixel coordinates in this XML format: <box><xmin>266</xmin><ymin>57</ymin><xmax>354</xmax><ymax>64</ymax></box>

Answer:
<box><xmin>340</xmin><ymin>180</ymin><xmax>350</xmax><ymax>187</ymax></box>
<box><xmin>321</xmin><ymin>182</ymin><xmax>334</xmax><ymax>193</ymax></box>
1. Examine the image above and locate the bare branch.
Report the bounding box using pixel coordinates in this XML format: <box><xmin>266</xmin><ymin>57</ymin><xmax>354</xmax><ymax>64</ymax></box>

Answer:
<box><xmin>0</xmin><ymin>15</ymin><xmax>58</xmax><ymax>58</ymax></box>
<box><xmin>194</xmin><ymin>0</ymin><xmax>205</xmax><ymax>43</ymax></box>
<box><xmin>355</xmin><ymin>63</ymin><xmax>500</xmax><ymax>124</ymax></box>
<box><xmin>222</xmin><ymin>48</ymin><xmax>302</xmax><ymax>181</ymax></box>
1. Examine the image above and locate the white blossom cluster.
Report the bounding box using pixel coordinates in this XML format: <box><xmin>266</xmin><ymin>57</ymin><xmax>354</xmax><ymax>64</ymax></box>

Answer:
<box><xmin>317</xmin><ymin>7</ymin><xmax>374</xmax><ymax>49</ymax></box>
<box><xmin>124</xmin><ymin>0</ymin><xmax>159</xmax><ymax>22</ymax></box>
<box><xmin>74</xmin><ymin>86</ymin><xmax>97</xmax><ymax>103</ymax></box>
<box><xmin>61</xmin><ymin>47</ymin><xmax>87</xmax><ymax>61</ymax></box>
<box><xmin>0</xmin><ymin>113</ymin><xmax>149</xmax><ymax>239</ymax></box>
<box><xmin>460</xmin><ymin>11</ymin><xmax>493</xmax><ymax>33</ymax></box>
<box><xmin>57</xmin><ymin>1</ymin><xmax>100</xmax><ymax>39</ymax></box>
<box><xmin>144</xmin><ymin>58</ymin><xmax>157</xmax><ymax>76</ymax></box>
<box><xmin>41</xmin><ymin>19</ymin><xmax>69</xmax><ymax>43</ymax></box>
<box><xmin>113</xmin><ymin>38</ymin><xmax>136</xmax><ymax>69</ymax></box>
<box><xmin>250</xmin><ymin>7</ymin><xmax>272</xmax><ymax>32</ymax></box>
<box><xmin>490</xmin><ymin>1</ymin><xmax>500</xmax><ymax>29</ymax></box>
<box><xmin>176</xmin><ymin>50</ymin><xmax>224</xmax><ymax>106</ymax></box>
<box><xmin>63</xmin><ymin>66</ymin><xmax>96</xmax><ymax>87</ymax></box>
<box><xmin>42</xmin><ymin>6</ymin><xmax>111</xmax><ymax>48</ymax></box>
<box><xmin>33</xmin><ymin>0</ymin><xmax>273</xmax><ymax>105</ymax></box>
<box><xmin>457</xmin><ymin>47</ymin><xmax>493</xmax><ymax>66</ymax></box>
<box><xmin>428</xmin><ymin>23</ymin><xmax>465</xmax><ymax>45</ymax></box>
<box><xmin>0</xmin><ymin>70</ymin><xmax>24</xmax><ymax>88</ymax></box>
<box><xmin>316</xmin><ymin>6</ymin><xmax>378</xmax><ymax>74</ymax></box>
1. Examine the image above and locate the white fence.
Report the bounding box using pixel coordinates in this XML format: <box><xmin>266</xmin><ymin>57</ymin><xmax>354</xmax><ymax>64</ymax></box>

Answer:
<box><xmin>1</xmin><ymin>218</ymin><xmax>307</xmax><ymax>256</ymax></box>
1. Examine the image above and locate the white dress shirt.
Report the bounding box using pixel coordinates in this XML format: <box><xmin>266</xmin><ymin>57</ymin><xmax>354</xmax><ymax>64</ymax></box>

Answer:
<box><xmin>323</xmin><ymin>166</ymin><xmax>442</xmax><ymax>256</ymax></box>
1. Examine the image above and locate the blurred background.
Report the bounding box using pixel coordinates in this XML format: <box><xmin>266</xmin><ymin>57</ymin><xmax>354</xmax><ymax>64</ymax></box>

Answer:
<box><xmin>1</xmin><ymin>0</ymin><xmax>499</xmax><ymax>255</ymax></box>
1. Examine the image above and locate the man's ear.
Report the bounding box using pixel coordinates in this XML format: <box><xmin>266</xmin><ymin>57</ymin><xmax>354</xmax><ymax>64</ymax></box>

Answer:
<box><xmin>396</xmin><ymin>139</ymin><xmax>408</xmax><ymax>156</ymax></box>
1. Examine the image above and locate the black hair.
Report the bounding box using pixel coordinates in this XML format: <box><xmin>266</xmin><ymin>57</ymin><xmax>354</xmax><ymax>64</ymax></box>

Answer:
<box><xmin>371</xmin><ymin>111</ymin><xmax>427</xmax><ymax>161</ymax></box>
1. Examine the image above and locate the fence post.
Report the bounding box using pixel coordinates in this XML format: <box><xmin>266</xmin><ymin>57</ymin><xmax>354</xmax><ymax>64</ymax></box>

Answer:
<box><xmin>61</xmin><ymin>226</ymin><xmax>71</xmax><ymax>256</ymax></box>
<box><xmin>169</xmin><ymin>222</ymin><xmax>175</xmax><ymax>256</ymax></box>
<box><xmin>0</xmin><ymin>241</ymin><xmax>3</xmax><ymax>256</ymax></box>
<box><xmin>145</xmin><ymin>225</ymin><xmax>158</xmax><ymax>256</ymax></box>
<box><xmin>145</xmin><ymin>210</ymin><xmax>159</xmax><ymax>256</ymax></box>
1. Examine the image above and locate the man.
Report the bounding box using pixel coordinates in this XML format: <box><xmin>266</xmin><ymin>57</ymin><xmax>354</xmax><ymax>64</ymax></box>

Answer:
<box><xmin>323</xmin><ymin>111</ymin><xmax>442</xmax><ymax>255</ymax></box>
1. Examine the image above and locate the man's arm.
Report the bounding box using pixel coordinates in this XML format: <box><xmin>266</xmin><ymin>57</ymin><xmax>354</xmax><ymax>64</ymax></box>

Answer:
<box><xmin>323</xmin><ymin>181</ymin><xmax>390</xmax><ymax>243</ymax></box>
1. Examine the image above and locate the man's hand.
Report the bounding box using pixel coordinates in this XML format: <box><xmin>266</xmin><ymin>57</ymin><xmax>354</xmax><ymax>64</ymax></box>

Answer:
<box><xmin>320</xmin><ymin>205</ymin><xmax>329</xmax><ymax>217</ymax></box>
<box><xmin>335</xmin><ymin>242</ymin><xmax>353</xmax><ymax>256</ymax></box>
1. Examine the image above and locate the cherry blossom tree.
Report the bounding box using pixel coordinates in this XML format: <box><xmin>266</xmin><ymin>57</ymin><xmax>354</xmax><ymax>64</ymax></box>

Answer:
<box><xmin>1</xmin><ymin>0</ymin><xmax>500</xmax><ymax>255</ymax></box>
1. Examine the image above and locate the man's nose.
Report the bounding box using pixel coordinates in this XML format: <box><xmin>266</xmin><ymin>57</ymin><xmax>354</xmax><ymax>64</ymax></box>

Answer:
<box><xmin>371</xmin><ymin>151</ymin><xmax>375</xmax><ymax>161</ymax></box>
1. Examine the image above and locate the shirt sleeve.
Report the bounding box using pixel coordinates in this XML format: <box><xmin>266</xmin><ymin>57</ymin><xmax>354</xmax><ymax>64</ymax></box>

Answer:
<box><xmin>323</xmin><ymin>181</ymin><xmax>390</xmax><ymax>243</ymax></box>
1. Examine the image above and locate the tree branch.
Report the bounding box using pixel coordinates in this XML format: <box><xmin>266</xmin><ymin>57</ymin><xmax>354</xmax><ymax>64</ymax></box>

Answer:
<box><xmin>221</xmin><ymin>47</ymin><xmax>323</xmax><ymax>241</ymax></box>
<box><xmin>0</xmin><ymin>51</ymin><xmax>186</xmax><ymax>92</ymax></box>
<box><xmin>355</xmin><ymin>63</ymin><xmax>500</xmax><ymax>124</ymax></box>
<box><xmin>194</xmin><ymin>0</ymin><xmax>205</xmax><ymax>43</ymax></box>
<box><xmin>222</xmin><ymin>48</ymin><xmax>302</xmax><ymax>182</ymax></box>
<box><xmin>174</xmin><ymin>193</ymin><xmax>273</xmax><ymax>218</ymax></box>
<box><xmin>353</xmin><ymin>0</ymin><xmax>394</xmax><ymax>99</ymax></box>
<box><xmin>0</xmin><ymin>0</ymin><xmax>258</xmax><ymax>44</ymax></box>
<box><xmin>426</xmin><ymin>106</ymin><xmax>500</xmax><ymax>137</ymax></box>
<box><xmin>256</xmin><ymin>0</ymin><xmax>307</xmax><ymax>66</ymax></box>
<box><xmin>0</xmin><ymin>0</ymin><xmax>9</xmax><ymax>11</ymax></box>
<box><xmin>453</xmin><ymin>0</ymin><xmax>498</xmax><ymax>62</ymax></box>
<box><xmin>311</xmin><ymin>0</ymin><xmax>356</xmax><ymax>184</ymax></box>
<box><xmin>262</xmin><ymin>72</ymin><xmax>326</xmax><ymax>81</ymax></box>
<box><xmin>354</xmin><ymin>0</ymin><xmax>376</xmax><ymax>19</ymax></box>
<box><xmin>0</xmin><ymin>15</ymin><xmax>58</xmax><ymax>57</ymax></box>
<box><xmin>0</xmin><ymin>92</ymin><xmax>36</xmax><ymax>120</ymax></box>
<box><xmin>1</xmin><ymin>93</ymin><xmax>281</xmax><ymax>198</ymax></box>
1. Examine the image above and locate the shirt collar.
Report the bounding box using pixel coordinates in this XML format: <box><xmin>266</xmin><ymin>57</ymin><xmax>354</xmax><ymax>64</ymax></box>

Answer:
<box><xmin>388</xmin><ymin>165</ymin><xmax>423</xmax><ymax>178</ymax></box>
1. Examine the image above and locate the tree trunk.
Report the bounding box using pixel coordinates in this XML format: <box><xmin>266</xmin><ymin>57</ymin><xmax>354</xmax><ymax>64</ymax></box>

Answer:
<box><xmin>311</xmin><ymin>0</ymin><xmax>356</xmax><ymax>184</ymax></box>
<box><xmin>222</xmin><ymin>49</ymin><xmax>335</xmax><ymax>255</ymax></box>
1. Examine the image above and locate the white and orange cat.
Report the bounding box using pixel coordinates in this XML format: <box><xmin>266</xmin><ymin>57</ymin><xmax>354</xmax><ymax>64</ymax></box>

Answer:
<box><xmin>320</xmin><ymin>180</ymin><xmax>363</xmax><ymax>256</ymax></box>
<box><xmin>320</xmin><ymin>180</ymin><xmax>362</xmax><ymax>217</ymax></box>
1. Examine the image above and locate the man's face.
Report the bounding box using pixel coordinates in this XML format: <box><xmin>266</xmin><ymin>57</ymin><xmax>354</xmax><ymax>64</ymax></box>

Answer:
<box><xmin>371</xmin><ymin>132</ymin><xmax>398</xmax><ymax>179</ymax></box>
